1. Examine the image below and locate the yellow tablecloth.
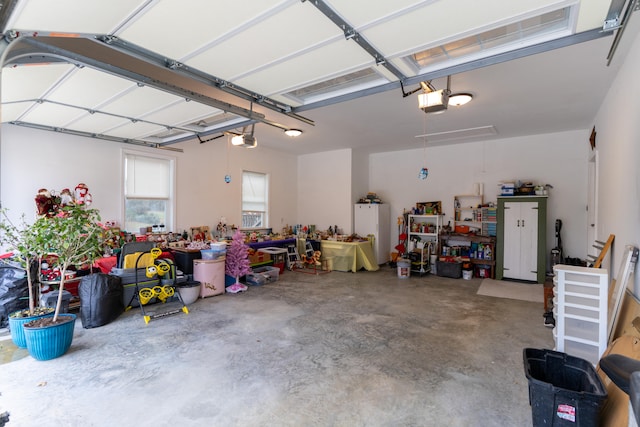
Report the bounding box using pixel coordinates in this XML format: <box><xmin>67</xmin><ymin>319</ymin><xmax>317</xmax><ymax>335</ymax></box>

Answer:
<box><xmin>320</xmin><ymin>240</ymin><xmax>379</xmax><ymax>272</ymax></box>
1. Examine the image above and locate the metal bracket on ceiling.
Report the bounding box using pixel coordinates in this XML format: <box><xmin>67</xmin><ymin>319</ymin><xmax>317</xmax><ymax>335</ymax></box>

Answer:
<box><xmin>196</xmin><ymin>133</ymin><xmax>224</xmax><ymax>144</ymax></box>
<box><xmin>3</xmin><ymin>29</ymin><xmax>17</xmax><ymax>43</ymax></box>
<box><xmin>606</xmin><ymin>0</ymin><xmax>639</xmax><ymax>65</ymax></box>
<box><xmin>166</xmin><ymin>60</ymin><xmax>184</xmax><ymax>70</ymax></box>
<box><xmin>305</xmin><ymin>0</ymin><xmax>406</xmax><ymax>81</ymax></box>
<box><xmin>602</xmin><ymin>0</ymin><xmax>636</xmax><ymax>31</ymax></box>
<box><xmin>400</xmin><ymin>80</ymin><xmax>437</xmax><ymax>98</ymax></box>
<box><xmin>343</xmin><ymin>26</ymin><xmax>356</xmax><ymax>40</ymax></box>
<box><xmin>101</xmin><ymin>35</ymin><xmax>118</xmax><ymax>45</ymax></box>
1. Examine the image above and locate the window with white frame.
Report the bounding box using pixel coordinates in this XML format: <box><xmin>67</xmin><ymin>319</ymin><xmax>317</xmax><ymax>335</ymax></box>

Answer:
<box><xmin>242</xmin><ymin>171</ymin><xmax>268</xmax><ymax>229</ymax></box>
<box><xmin>123</xmin><ymin>151</ymin><xmax>174</xmax><ymax>233</ymax></box>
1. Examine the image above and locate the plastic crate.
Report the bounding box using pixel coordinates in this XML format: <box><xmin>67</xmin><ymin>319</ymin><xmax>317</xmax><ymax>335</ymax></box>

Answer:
<box><xmin>523</xmin><ymin>348</ymin><xmax>607</xmax><ymax>426</ymax></box>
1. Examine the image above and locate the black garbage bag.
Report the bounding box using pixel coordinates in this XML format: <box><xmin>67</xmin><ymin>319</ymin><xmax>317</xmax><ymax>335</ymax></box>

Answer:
<box><xmin>78</xmin><ymin>273</ymin><xmax>123</xmax><ymax>329</ymax></box>
<box><xmin>0</xmin><ymin>261</ymin><xmax>30</xmax><ymax>328</ymax></box>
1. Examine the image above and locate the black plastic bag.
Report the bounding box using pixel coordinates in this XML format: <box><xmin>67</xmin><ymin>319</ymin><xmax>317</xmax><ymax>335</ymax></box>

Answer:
<box><xmin>78</xmin><ymin>273</ymin><xmax>123</xmax><ymax>329</ymax></box>
<box><xmin>0</xmin><ymin>261</ymin><xmax>30</xmax><ymax>328</ymax></box>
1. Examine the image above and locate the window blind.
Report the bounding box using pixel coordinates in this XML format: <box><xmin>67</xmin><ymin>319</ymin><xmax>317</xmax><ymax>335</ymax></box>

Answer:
<box><xmin>242</xmin><ymin>171</ymin><xmax>267</xmax><ymax>211</ymax></box>
<box><xmin>125</xmin><ymin>154</ymin><xmax>170</xmax><ymax>198</ymax></box>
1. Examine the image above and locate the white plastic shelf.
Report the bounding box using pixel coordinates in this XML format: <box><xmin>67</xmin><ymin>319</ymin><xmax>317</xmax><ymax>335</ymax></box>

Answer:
<box><xmin>553</xmin><ymin>264</ymin><xmax>608</xmax><ymax>366</ymax></box>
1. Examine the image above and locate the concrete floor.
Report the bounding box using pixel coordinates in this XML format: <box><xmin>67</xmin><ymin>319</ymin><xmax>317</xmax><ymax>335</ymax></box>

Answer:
<box><xmin>0</xmin><ymin>267</ymin><xmax>553</xmax><ymax>426</ymax></box>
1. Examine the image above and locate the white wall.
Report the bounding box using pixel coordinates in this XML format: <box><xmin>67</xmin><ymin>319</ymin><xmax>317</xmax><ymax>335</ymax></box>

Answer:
<box><xmin>0</xmin><ymin>125</ymin><xmax>124</xmax><ymax>225</ymax></box>
<box><xmin>592</xmin><ymin>25</ymin><xmax>640</xmax><ymax>293</ymax></box>
<box><xmin>369</xmin><ymin>130</ymin><xmax>589</xmax><ymax>269</ymax></box>
<box><xmin>297</xmin><ymin>149</ymin><xmax>352</xmax><ymax>233</ymax></box>
<box><xmin>0</xmin><ymin>126</ymin><xmax>299</xmax><ymax>238</ymax></box>
<box><xmin>172</xmin><ymin>137</ymin><xmax>298</xmax><ymax>235</ymax></box>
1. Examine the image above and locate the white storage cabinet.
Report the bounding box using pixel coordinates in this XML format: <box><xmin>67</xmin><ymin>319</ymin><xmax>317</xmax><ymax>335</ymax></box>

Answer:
<box><xmin>354</xmin><ymin>203</ymin><xmax>391</xmax><ymax>265</ymax></box>
<box><xmin>496</xmin><ymin>196</ymin><xmax>547</xmax><ymax>283</ymax></box>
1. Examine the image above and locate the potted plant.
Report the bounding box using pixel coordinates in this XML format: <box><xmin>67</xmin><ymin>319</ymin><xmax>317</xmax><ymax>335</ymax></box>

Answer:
<box><xmin>22</xmin><ymin>203</ymin><xmax>104</xmax><ymax>360</ymax></box>
<box><xmin>0</xmin><ymin>210</ymin><xmax>54</xmax><ymax>348</ymax></box>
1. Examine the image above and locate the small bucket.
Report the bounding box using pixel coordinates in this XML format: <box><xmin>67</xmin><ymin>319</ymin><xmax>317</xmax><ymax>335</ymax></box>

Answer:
<box><xmin>462</xmin><ymin>269</ymin><xmax>473</xmax><ymax>280</ymax></box>
<box><xmin>397</xmin><ymin>260</ymin><xmax>410</xmax><ymax>279</ymax></box>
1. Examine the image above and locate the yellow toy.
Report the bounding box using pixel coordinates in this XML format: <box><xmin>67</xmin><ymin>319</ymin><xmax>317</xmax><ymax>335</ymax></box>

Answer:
<box><xmin>138</xmin><ymin>285</ymin><xmax>175</xmax><ymax>305</ymax></box>
<box><xmin>146</xmin><ymin>265</ymin><xmax>157</xmax><ymax>278</ymax></box>
<box><xmin>139</xmin><ymin>288</ymin><xmax>155</xmax><ymax>305</ymax></box>
<box><xmin>156</xmin><ymin>261</ymin><xmax>171</xmax><ymax>276</ymax></box>
<box><xmin>150</xmin><ymin>247</ymin><xmax>162</xmax><ymax>259</ymax></box>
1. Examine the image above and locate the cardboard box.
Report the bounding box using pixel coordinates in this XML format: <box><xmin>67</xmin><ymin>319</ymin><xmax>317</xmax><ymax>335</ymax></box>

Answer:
<box><xmin>248</xmin><ymin>250</ymin><xmax>271</xmax><ymax>265</ymax></box>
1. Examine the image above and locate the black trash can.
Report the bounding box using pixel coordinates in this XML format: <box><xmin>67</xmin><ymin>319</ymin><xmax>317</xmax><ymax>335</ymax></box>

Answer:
<box><xmin>523</xmin><ymin>348</ymin><xmax>607</xmax><ymax>426</ymax></box>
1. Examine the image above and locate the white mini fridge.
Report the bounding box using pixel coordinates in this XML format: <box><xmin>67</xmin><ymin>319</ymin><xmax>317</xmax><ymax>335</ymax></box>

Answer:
<box><xmin>193</xmin><ymin>258</ymin><xmax>225</xmax><ymax>298</ymax></box>
<box><xmin>354</xmin><ymin>203</ymin><xmax>391</xmax><ymax>265</ymax></box>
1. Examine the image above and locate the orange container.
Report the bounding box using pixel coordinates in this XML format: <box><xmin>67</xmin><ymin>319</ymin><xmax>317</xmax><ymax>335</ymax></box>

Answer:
<box><xmin>455</xmin><ymin>225</ymin><xmax>470</xmax><ymax>233</ymax></box>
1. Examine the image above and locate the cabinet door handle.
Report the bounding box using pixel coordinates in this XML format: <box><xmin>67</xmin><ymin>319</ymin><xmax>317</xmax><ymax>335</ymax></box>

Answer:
<box><xmin>517</xmin><ymin>219</ymin><xmax>520</xmax><ymax>227</ymax></box>
<box><xmin>522</xmin><ymin>219</ymin><xmax>525</xmax><ymax>227</ymax></box>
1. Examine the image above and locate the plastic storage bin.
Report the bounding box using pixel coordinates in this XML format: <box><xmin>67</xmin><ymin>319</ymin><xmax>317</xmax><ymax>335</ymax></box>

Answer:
<box><xmin>436</xmin><ymin>261</ymin><xmax>462</xmax><ymax>278</ymax></box>
<box><xmin>200</xmin><ymin>249</ymin><xmax>225</xmax><ymax>260</ymax></box>
<box><xmin>210</xmin><ymin>242</ymin><xmax>227</xmax><ymax>252</ymax></box>
<box><xmin>523</xmin><ymin>348</ymin><xmax>607</xmax><ymax>427</ymax></box>
<box><xmin>247</xmin><ymin>265</ymin><xmax>280</xmax><ymax>283</ymax></box>
<box><xmin>40</xmin><ymin>290</ymin><xmax>72</xmax><ymax>313</ymax></box>
<box><xmin>245</xmin><ymin>273</ymin><xmax>267</xmax><ymax>286</ymax></box>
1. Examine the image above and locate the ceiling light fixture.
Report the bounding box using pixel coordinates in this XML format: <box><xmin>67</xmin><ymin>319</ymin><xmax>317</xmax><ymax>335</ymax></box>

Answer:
<box><xmin>284</xmin><ymin>129</ymin><xmax>302</xmax><ymax>137</ymax></box>
<box><xmin>418</xmin><ymin>89</ymin><xmax>450</xmax><ymax>113</ymax></box>
<box><xmin>231</xmin><ymin>134</ymin><xmax>257</xmax><ymax>148</ymax></box>
<box><xmin>448</xmin><ymin>93</ymin><xmax>473</xmax><ymax>106</ymax></box>
<box><xmin>231</xmin><ymin>123</ymin><xmax>257</xmax><ymax>148</ymax></box>
<box><xmin>418</xmin><ymin>75</ymin><xmax>452</xmax><ymax>114</ymax></box>
<box><xmin>231</xmin><ymin>134</ymin><xmax>245</xmax><ymax>146</ymax></box>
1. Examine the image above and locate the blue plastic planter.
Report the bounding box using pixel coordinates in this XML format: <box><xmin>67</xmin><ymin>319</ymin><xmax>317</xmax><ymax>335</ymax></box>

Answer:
<box><xmin>8</xmin><ymin>311</ymin><xmax>54</xmax><ymax>349</ymax></box>
<box><xmin>23</xmin><ymin>314</ymin><xmax>77</xmax><ymax>361</ymax></box>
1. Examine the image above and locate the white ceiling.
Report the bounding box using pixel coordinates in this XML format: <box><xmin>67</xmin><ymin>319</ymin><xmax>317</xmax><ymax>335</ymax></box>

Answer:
<box><xmin>0</xmin><ymin>0</ymin><xmax>636</xmax><ymax>155</ymax></box>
